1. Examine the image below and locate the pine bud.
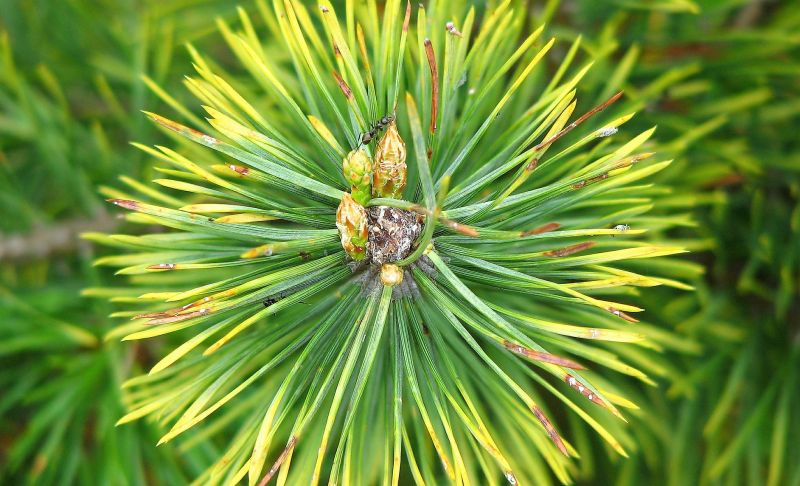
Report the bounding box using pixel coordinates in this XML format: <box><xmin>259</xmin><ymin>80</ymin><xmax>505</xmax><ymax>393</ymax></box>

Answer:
<box><xmin>343</xmin><ymin>148</ymin><xmax>372</xmax><ymax>205</ymax></box>
<box><xmin>336</xmin><ymin>193</ymin><xmax>368</xmax><ymax>261</ymax></box>
<box><xmin>380</xmin><ymin>263</ymin><xmax>404</xmax><ymax>286</ymax></box>
<box><xmin>372</xmin><ymin>121</ymin><xmax>407</xmax><ymax>199</ymax></box>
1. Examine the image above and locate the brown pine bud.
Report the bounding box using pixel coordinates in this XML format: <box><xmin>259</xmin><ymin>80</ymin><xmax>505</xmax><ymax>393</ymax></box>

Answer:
<box><xmin>372</xmin><ymin>121</ymin><xmax>407</xmax><ymax>199</ymax></box>
<box><xmin>336</xmin><ymin>193</ymin><xmax>368</xmax><ymax>261</ymax></box>
<box><xmin>343</xmin><ymin>148</ymin><xmax>372</xmax><ymax>205</ymax></box>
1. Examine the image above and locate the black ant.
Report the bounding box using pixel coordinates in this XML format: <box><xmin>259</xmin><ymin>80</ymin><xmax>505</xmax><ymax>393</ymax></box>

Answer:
<box><xmin>263</xmin><ymin>296</ymin><xmax>282</xmax><ymax>307</ymax></box>
<box><xmin>263</xmin><ymin>275</ymin><xmax>325</xmax><ymax>308</ymax></box>
<box><xmin>263</xmin><ymin>294</ymin><xmax>310</xmax><ymax>307</ymax></box>
<box><xmin>359</xmin><ymin>114</ymin><xmax>395</xmax><ymax>145</ymax></box>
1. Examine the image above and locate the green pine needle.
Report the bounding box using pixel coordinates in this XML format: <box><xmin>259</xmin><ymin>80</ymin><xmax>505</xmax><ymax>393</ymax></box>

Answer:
<box><xmin>87</xmin><ymin>1</ymin><xmax>693</xmax><ymax>484</ymax></box>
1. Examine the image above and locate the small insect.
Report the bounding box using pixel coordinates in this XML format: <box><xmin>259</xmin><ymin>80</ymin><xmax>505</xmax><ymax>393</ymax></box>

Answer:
<box><xmin>359</xmin><ymin>114</ymin><xmax>395</xmax><ymax>145</ymax></box>
<box><xmin>263</xmin><ymin>289</ymin><xmax>294</xmax><ymax>307</ymax></box>
<box><xmin>263</xmin><ymin>296</ymin><xmax>283</xmax><ymax>307</ymax></box>
<box><xmin>263</xmin><ymin>293</ymin><xmax>311</xmax><ymax>307</ymax></box>
<box><xmin>263</xmin><ymin>274</ymin><xmax>326</xmax><ymax>307</ymax></box>
<box><xmin>612</xmin><ymin>224</ymin><xmax>630</xmax><ymax>235</ymax></box>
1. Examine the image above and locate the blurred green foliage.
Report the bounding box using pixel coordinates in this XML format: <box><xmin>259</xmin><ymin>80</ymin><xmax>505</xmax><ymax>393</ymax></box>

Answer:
<box><xmin>1</xmin><ymin>1</ymin><xmax>250</xmax><ymax>483</ymax></box>
<box><xmin>558</xmin><ymin>1</ymin><xmax>800</xmax><ymax>484</ymax></box>
<box><xmin>1</xmin><ymin>0</ymin><xmax>797</xmax><ymax>484</ymax></box>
